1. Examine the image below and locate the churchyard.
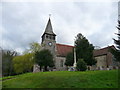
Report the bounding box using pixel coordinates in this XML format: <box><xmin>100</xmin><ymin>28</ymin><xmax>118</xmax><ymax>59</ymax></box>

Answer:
<box><xmin>1</xmin><ymin>1</ymin><xmax>120</xmax><ymax>89</ymax></box>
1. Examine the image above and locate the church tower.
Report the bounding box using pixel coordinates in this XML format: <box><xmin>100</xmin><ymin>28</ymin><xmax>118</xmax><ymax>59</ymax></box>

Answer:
<box><xmin>41</xmin><ymin>17</ymin><xmax>56</xmax><ymax>62</ymax></box>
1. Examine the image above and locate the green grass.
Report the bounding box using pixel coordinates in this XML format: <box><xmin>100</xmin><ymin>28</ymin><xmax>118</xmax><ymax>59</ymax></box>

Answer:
<box><xmin>1</xmin><ymin>76</ymin><xmax>16</xmax><ymax>81</ymax></box>
<box><xmin>2</xmin><ymin>70</ymin><xmax>118</xmax><ymax>88</ymax></box>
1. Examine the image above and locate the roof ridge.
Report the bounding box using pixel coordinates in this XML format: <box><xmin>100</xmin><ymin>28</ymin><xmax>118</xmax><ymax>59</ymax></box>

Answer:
<box><xmin>95</xmin><ymin>45</ymin><xmax>115</xmax><ymax>51</ymax></box>
<box><xmin>56</xmin><ymin>43</ymin><xmax>74</xmax><ymax>47</ymax></box>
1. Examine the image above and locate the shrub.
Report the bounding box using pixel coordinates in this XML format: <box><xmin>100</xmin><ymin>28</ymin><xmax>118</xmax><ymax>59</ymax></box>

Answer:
<box><xmin>76</xmin><ymin>59</ymin><xmax>87</xmax><ymax>71</ymax></box>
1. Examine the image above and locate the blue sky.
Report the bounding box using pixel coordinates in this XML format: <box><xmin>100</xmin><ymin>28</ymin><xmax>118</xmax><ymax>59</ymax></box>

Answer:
<box><xmin>1</xmin><ymin>0</ymin><xmax>119</xmax><ymax>53</ymax></box>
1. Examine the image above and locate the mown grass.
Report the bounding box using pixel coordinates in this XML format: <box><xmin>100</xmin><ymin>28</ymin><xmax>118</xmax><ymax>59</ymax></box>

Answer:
<box><xmin>2</xmin><ymin>70</ymin><xmax>118</xmax><ymax>88</ymax></box>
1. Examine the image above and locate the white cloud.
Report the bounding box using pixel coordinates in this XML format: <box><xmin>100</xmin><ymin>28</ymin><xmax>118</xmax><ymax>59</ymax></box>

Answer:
<box><xmin>1</xmin><ymin>1</ymin><xmax>118</xmax><ymax>53</ymax></box>
<box><xmin>1</xmin><ymin>0</ymin><xmax>119</xmax><ymax>3</ymax></box>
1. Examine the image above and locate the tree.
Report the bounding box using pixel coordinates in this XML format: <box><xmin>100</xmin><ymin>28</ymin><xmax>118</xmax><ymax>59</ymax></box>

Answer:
<box><xmin>24</xmin><ymin>42</ymin><xmax>41</xmax><ymax>54</ymax></box>
<box><xmin>23</xmin><ymin>42</ymin><xmax>41</xmax><ymax>69</ymax></box>
<box><xmin>13</xmin><ymin>53</ymin><xmax>34</xmax><ymax>74</ymax></box>
<box><xmin>76</xmin><ymin>59</ymin><xmax>87</xmax><ymax>71</ymax></box>
<box><xmin>65</xmin><ymin>52</ymin><xmax>74</xmax><ymax>66</ymax></box>
<box><xmin>28</xmin><ymin>42</ymin><xmax>41</xmax><ymax>53</ymax></box>
<box><xmin>2</xmin><ymin>49</ymin><xmax>17</xmax><ymax>76</ymax></box>
<box><xmin>111</xmin><ymin>20</ymin><xmax>120</xmax><ymax>62</ymax></box>
<box><xmin>35</xmin><ymin>49</ymin><xmax>54</xmax><ymax>71</ymax></box>
<box><xmin>75</xmin><ymin>33</ymin><xmax>96</xmax><ymax>66</ymax></box>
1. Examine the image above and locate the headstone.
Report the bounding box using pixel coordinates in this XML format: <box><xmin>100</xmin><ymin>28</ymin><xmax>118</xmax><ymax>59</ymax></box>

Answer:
<box><xmin>109</xmin><ymin>66</ymin><xmax>113</xmax><ymax>70</ymax></box>
<box><xmin>107</xmin><ymin>68</ymin><xmax>109</xmax><ymax>70</ymax></box>
<box><xmin>68</xmin><ymin>66</ymin><xmax>76</xmax><ymax>71</ymax></box>
<box><xmin>33</xmin><ymin>64</ymin><xmax>40</xmax><ymax>73</ymax></box>
<box><xmin>100</xmin><ymin>66</ymin><xmax>103</xmax><ymax>70</ymax></box>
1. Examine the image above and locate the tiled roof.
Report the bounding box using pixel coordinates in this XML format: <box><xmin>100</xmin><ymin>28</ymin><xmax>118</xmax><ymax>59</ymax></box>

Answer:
<box><xmin>56</xmin><ymin>43</ymin><xmax>74</xmax><ymax>57</ymax></box>
<box><xmin>93</xmin><ymin>45</ymin><xmax>115</xmax><ymax>57</ymax></box>
<box><xmin>56</xmin><ymin>43</ymin><xmax>115</xmax><ymax>57</ymax></box>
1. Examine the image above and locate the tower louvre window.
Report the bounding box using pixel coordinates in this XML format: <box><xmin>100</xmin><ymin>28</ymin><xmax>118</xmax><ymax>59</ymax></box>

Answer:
<box><xmin>53</xmin><ymin>36</ymin><xmax>55</xmax><ymax>40</ymax></box>
<box><xmin>46</xmin><ymin>35</ymin><xmax>49</xmax><ymax>38</ymax></box>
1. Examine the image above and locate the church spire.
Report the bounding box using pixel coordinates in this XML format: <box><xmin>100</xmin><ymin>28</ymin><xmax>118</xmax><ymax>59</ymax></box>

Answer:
<box><xmin>43</xmin><ymin>16</ymin><xmax>56</xmax><ymax>35</ymax></box>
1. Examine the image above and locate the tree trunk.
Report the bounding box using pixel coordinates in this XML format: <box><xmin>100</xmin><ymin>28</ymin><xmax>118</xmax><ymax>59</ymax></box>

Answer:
<box><xmin>40</xmin><ymin>66</ymin><xmax>42</xmax><ymax>71</ymax></box>
<box><xmin>44</xmin><ymin>66</ymin><xmax>48</xmax><ymax>71</ymax></box>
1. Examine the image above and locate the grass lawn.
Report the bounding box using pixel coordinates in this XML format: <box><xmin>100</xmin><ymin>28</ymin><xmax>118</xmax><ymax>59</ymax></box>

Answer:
<box><xmin>2</xmin><ymin>70</ymin><xmax>118</xmax><ymax>88</ymax></box>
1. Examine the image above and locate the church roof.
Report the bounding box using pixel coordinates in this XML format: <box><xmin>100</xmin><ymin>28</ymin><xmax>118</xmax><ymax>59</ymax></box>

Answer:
<box><xmin>43</xmin><ymin>18</ymin><xmax>56</xmax><ymax>36</ymax></box>
<box><xmin>56</xmin><ymin>43</ymin><xmax>115</xmax><ymax>58</ymax></box>
<box><xmin>93</xmin><ymin>45</ymin><xmax>115</xmax><ymax>57</ymax></box>
<box><xmin>56</xmin><ymin>43</ymin><xmax>74</xmax><ymax>57</ymax></box>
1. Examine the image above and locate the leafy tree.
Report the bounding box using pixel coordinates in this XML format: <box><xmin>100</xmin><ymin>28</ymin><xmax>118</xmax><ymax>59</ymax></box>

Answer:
<box><xmin>24</xmin><ymin>42</ymin><xmax>41</xmax><ymax>63</ymax></box>
<box><xmin>28</xmin><ymin>42</ymin><xmax>41</xmax><ymax>53</ymax></box>
<box><xmin>35</xmin><ymin>49</ymin><xmax>54</xmax><ymax>71</ymax></box>
<box><xmin>76</xmin><ymin>59</ymin><xmax>87</xmax><ymax>71</ymax></box>
<box><xmin>111</xmin><ymin>20</ymin><xmax>120</xmax><ymax>62</ymax></box>
<box><xmin>24</xmin><ymin>42</ymin><xmax>41</xmax><ymax>54</ymax></box>
<box><xmin>2</xmin><ymin>49</ymin><xmax>17</xmax><ymax>76</ymax></box>
<box><xmin>13</xmin><ymin>56</ymin><xmax>24</xmax><ymax>74</ymax></box>
<box><xmin>13</xmin><ymin>53</ymin><xmax>34</xmax><ymax>74</ymax></box>
<box><xmin>65</xmin><ymin>52</ymin><xmax>74</xmax><ymax>66</ymax></box>
<box><xmin>75</xmin><ymin>33</ymin><xmax>96</xmax><ymax>66</ymax></box>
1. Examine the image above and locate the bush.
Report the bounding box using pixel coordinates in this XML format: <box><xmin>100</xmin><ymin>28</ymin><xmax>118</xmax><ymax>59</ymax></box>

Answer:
<box><xmin>76</xmin><ymin>59</ymin><xmax>87</xmax><ymax>71</ymax></box>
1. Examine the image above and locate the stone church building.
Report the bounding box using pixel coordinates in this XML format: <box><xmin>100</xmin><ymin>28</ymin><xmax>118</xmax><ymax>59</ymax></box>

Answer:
<box><xmin>33</xmin><ymin>18</ymin><xmax>73</xmax><ymax>72</ymax></box>
<box><xmin>33</xmin><ymin>18</ymin><xmax>119</xmax><ymax>72</ymax></box>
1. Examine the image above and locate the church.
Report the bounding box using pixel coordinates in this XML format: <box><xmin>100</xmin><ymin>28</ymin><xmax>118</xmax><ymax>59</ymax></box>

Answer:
<box><xmin>33</xmin><ymin>17</ymin><xmax>119</xmax><ymax>72</ymax></box>
<box><xmin>33</xmin><ymin>17</ymin><xmax>73</xmax><ymax>72</ymax></box>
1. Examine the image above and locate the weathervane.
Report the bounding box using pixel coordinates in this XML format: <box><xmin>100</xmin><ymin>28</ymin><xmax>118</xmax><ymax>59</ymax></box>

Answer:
<box><xmin>49</xmin><ymin>14</ymin><xmax>51</xmax><ymax>18</ymax></box>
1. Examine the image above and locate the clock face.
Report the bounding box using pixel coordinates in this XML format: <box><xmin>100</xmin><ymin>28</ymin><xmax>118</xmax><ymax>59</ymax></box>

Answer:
<box><xmin>48</xmin><ymin>42</ymin><xmax>52</xmax><ymax>46</ymax></box>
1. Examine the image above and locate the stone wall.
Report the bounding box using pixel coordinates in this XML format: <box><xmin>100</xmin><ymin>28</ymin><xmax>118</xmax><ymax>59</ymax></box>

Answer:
<box><xmin>94</xmin><ymin>54</ymin><xmax>119</xmax><ymax>70</ymax></box>
<box><xmin>55</xmin><ymin>56</ymin><xmax>67</xmax><ymax>71</ymax></box>
<box><xmin>95</xmin><ymin>55</ymin><xmax>107</xmax><ymax>69</ymax></box>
